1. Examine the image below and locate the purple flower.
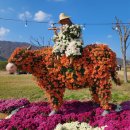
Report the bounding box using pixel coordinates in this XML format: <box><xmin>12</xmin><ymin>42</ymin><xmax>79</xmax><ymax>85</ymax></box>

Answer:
<box><xmin>121</xmin><ymin>101</ymin><xmax>130</xmax><ymax>110</ymax></box>
<box><xmin>0</xmin><ymin>98</ymin><xmax>30</xmax><ymax>113</ymax></box>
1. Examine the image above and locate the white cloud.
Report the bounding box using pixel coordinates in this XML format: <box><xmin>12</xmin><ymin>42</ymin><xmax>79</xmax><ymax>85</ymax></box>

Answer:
<box><xmin>0</xmin><ymin>8</ymin><xmax>14</xmax><ymax>13</ymax></box>
<box><xmin>107</xmin><ymin>34</ymin><xmax>113</xmax><ymax>39</ymax></box>
<box><xmin>0</xmin><ymin>27</ymin><xmax>10</xmax><ymax>38</ymax></box>
<box><xmin>19</xmin><ymin>11</ymin><xmax>32</xmax><ymax>20</ymax></box>
<box><xmin>34</xmin><ymin>11</ymin><xmax>51</xmax><ymax>22</ymax></box>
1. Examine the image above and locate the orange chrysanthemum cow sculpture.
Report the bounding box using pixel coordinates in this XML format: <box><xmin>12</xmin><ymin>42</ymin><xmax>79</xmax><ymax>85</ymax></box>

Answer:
<box><xmin>7</xmin><ymin>44</ymin><xmax>120</xmax><ymax>116</ymax></box>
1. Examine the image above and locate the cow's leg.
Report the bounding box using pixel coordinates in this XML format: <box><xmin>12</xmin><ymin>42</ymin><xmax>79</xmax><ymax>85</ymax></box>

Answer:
<box><xmin>97</xmin><ymin>80</ymin><xmax>112</xmax><ymax>116</ymax></box>
<box><xmin>89</xmin><ymin>85</ymin><xmax>100</xmax><ymax>107</ymax></box>
<box><xmin>45</xmin><ymin>87</ymin><xmax>65</xmax><ymax>116</ymax></box>
<box><xmin>49</xmin><ymin>109</ymin><xmax>57</xmax><ymax>116</ymax></box>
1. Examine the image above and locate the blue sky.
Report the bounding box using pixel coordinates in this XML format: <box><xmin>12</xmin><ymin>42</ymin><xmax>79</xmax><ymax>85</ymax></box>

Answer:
<box><xmin>0</xmin><ymin>0</ymin><xmax>130</xmax><ymax>58</ymax></box>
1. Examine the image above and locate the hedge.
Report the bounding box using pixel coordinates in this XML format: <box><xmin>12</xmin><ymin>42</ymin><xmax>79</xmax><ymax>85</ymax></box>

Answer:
<box><xmin>0</xmin><ymin>61</ymin><xmax>8</xmax><ymax>71</ymax></box>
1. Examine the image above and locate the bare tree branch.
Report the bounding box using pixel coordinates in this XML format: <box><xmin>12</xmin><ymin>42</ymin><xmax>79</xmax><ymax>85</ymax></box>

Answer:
<box><xmin>126</xmin><ymin>42</ymin><xmax>130</xmax><ymax>50</ymax></box>
<box><xmin>30</xmin><ymin>36</ymin><xmax>45</xmax><ymax>48</ymax></box>
<box><xmin>30</xmin><ymin>36</ymin><xmax>39</xmax><ymax>48</ymax></box>
<box><xmin>39</xmin><ymin>36</ymin><xmax>44</xmax><ymax>46</ymax></box>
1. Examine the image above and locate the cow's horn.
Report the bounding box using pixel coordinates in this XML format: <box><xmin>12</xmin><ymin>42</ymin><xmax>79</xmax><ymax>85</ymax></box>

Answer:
<box><xmin>27</xmin><ymin>45</ymin><xmax>32</xmax><ymax>50</ymax></box>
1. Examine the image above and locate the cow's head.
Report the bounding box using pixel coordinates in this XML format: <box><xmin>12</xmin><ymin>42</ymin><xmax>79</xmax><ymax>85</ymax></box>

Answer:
<box><xmin>6</xmin><ymin>46</ymin><xmax>32</xmax><ymax>74</ymax></box>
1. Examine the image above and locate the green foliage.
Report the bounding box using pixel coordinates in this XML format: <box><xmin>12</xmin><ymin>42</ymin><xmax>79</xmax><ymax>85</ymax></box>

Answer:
<box><xmin>0</xmin><ymin>61</ymin><xmax>7</xmax><ymax>71</ymax></box>
<box><xmin>112</xmin><ymin>92</ymin><xmax>129</xmax><ymax>103</ymax></box>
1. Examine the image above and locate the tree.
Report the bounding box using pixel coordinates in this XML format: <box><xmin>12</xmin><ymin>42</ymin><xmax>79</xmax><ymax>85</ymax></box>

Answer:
<box><xmin>113</xmin><ymin>17</ymin><xmax>130</xmax><ymax>83</ymax></box>
<box><xmin>30</xmin><ymin>36</ymin><xmax>52</xmax><ymax>48</ymax></box>
<box><xmin>30</xmin><ymin>36</ymin><xmax>45</xmax><ymax>48</ymax></box>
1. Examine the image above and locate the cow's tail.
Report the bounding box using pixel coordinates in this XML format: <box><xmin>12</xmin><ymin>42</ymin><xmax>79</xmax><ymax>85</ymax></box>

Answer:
<box><xmin>111</xmin><ymin>70</ymin><xmax>121</xmax><ymax>85</ymax></box>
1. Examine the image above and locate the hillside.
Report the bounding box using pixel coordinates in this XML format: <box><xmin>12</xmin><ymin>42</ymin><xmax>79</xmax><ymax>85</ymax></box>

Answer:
<box><xmin>0</xmin><ymin>41</ymin><xmax>32</xmax><ymax>60</ymax></box>
<box><xmin>0</xmin><ymin>56</ymin><xmax>7</xmax><ymax>61</ymax></box>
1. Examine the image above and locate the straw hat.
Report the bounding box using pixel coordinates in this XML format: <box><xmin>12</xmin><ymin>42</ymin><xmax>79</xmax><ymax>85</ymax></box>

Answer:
<box><xmin>59</xmin><ymin>13</ymin><xmax>71</xmax><ymax>23</ymax></box>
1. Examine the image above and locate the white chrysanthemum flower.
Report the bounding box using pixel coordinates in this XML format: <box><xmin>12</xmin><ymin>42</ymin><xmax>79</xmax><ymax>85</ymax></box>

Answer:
<box><xmin>76</xmin><ymin>39</ymin><xmax>83</xmax><ymax>45</ymax></box>
<box><xmin>59</xmin><ymin>44</ymin><xmax>66</xmax><ymax>53</ymax></box>
<box><xmin>62</xmin><ymin>35</ymin><xmax>66</xmax><ymax>39</ymax></box>
<box><xmin>54</xmin><ymin>122</ymin><xmax>106</xmax><ymax>130</ymax></box>
<box><xmin>80</xmin><ymin>122</ymin><xmax>91</xmax><ymax>130</ymax></box>
<box><xmin>65</xmin><ymin>39</ymin><xmax>82</xmax><ymax>57</ymax></box>
<box><xmin>54</xmin><ymin>124</ymin><xmax>64</xmax><ymax>130</ymax></box>
<box><xmin>58</xmin><ymin>32</ymin><xmax>63</xmax><ymax>39</ymax></box>
<box><xmin>53</xmin><ymin>43</ymin><xmax>60</xmax><ymax>53</ymax></box>
<box><xmin>63</xmin><ymin>121</ymin><xmax>80</xmax><ymax>130</ymax></box>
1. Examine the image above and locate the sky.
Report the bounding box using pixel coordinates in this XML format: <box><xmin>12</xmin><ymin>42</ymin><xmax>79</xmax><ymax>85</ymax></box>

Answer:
<box><xmin>0</xmin><ymin>0</ymin><xmax>130</xmax><ymax>58</ymax></box>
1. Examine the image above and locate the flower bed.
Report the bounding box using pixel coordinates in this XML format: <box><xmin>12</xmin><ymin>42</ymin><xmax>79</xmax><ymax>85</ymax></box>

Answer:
<box><xmin>0</xmin><ymin>99</ymin><xmax>30</xmax><ymax>113</ymax></box>
<box><xmin>0</xmin><ymin>99</ymin><xmax>130</xmax><ymax>130</ymax></box>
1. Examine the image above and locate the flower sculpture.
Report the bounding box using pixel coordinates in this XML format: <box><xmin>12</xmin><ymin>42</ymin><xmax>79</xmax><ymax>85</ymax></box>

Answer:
<box><xmin>7</xmin><ymin>44</ymin><xmax>120</xmax><ymax>116</ymax></box>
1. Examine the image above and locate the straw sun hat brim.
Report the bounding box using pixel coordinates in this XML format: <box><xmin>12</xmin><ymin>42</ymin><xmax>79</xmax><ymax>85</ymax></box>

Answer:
<box><xmin>58</xmin><ymin>16</ymin><xmax>71</xmax><ymax>23</ymax></box>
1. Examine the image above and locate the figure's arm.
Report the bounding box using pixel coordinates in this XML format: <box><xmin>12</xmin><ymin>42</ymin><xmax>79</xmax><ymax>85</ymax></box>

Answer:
<box><xmin>48</xmin><ymin>27</ymin><xmax>60</xmax><ymax>36</ymax></box>
<box><xmin>54</xmin><ymin>29</ymin><xmax>58</xmax><ymax>36</ymax></box>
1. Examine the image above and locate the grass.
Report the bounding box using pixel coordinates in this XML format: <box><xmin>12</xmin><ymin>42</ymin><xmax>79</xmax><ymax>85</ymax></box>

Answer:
<box><xmin>0</xmin><ymin>71</ymin><xmax>45</xmax><ymax>101</ymax></box>
<box><xmin>121</xmin><ymin>66</ymin><xmax>130</xmax><ymax>72</ymax></box>
<box><xmin>0</xmin><ymin>71</ymin><xmax>130</xmax><ymax>103</ymax></box>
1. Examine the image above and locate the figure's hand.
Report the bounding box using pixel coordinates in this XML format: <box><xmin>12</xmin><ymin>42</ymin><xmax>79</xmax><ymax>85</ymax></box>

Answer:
<box><xmin>48</xmin><ymin>27</ymin><xmax>59</xmax><ymax>31</ymax></box>
<box><xmin>48</xmin><ymin>27</ymin><xmax>59</xmax><ymax>35</ymax></box>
